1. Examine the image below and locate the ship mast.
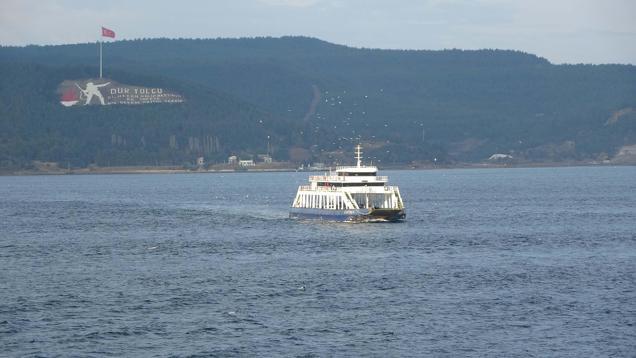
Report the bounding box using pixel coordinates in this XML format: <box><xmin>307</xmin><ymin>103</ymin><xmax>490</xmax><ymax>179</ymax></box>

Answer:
<box><xmin>355</xmin><ymin>144</ymin><xmax>363</xmax><ymax>168</ymax></box>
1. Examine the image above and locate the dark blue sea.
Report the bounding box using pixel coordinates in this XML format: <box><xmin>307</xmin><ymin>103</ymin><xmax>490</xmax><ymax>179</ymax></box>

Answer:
<box><xmin>1</xmin><ymin>166</ymin><xmax>635</xmax><ymax>357</ymax></box>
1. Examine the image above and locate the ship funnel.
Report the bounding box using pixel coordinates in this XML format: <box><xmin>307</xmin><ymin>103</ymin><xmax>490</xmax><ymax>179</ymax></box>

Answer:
<box><xmin>355</xmin><ymin>144</ymin><xmax>363</xmax><ymax>167</ymax></box>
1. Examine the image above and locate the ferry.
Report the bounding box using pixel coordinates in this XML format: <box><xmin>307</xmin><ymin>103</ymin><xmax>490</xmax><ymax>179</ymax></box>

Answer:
<box><xmin>289</xmin><ymin>145</ymin><xmax>406</xmax><ymax>222</ymax></box>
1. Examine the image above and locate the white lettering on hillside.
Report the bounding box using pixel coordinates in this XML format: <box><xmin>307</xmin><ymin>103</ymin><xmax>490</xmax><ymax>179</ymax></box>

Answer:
<box><xmin>60</xmin><ymin>79</ymin><xmax>183</xmax><ymax>107</ymax></box>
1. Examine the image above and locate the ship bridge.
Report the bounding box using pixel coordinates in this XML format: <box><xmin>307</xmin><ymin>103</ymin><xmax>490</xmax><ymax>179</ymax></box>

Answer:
<box><xmin>308</xmin><ymin>145</ymin><xmax>388</xmax><ymax>187</ymax></box>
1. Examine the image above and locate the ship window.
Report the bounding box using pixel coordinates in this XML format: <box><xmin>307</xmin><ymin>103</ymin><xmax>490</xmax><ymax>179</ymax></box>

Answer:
<box><xmin>342</xmin><ymin>182</ymin><xmax>384</xmax><ymax>187</ymax></box>
<box><xmin>338</xmin><ymin>172</ymin><xmax>376</xmax><ymax>177</ymax></box>
<box><xmin>318</xmin><ymin>182</ymin><xmax>384</xmax><ymax>187</ymax></box>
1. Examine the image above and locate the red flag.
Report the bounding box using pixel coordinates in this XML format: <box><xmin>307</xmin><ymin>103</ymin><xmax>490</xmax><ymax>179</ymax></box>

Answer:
<box><xmin>101</xmin><ymin>27</ymin><xmax>115</xmax><ymax>38</ymax></box>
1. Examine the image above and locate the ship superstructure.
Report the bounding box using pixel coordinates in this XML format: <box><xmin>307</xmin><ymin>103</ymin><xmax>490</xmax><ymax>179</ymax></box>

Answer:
<box><xmin>289</xmin><ymin>145</ymin><xmax>405</xmax><ymax>222</ymax></box>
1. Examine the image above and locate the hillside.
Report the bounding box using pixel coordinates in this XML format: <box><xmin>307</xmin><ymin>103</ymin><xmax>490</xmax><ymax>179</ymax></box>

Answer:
<box><xmin>1</xmin><ymin>36</ymin><xmax>635</xmax><ymax>168</ymax></box>
<box><xmin>0</xmin><ymin>62</ymin><xmax>308</xmax><ymax>169</ymax></box>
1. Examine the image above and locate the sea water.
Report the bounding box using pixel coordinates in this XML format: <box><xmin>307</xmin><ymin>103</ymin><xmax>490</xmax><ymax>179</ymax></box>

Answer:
<box><xmin>1</xmin><ymin>166</ymin><xmax>635</xmax><ymax>356</ymax></box>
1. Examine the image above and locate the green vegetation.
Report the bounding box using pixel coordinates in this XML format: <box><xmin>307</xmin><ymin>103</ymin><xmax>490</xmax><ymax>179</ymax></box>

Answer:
<box><xmin>1</xmin><ymin>36</ymin><xmax>635</xmax><ymax>168</ymax></box>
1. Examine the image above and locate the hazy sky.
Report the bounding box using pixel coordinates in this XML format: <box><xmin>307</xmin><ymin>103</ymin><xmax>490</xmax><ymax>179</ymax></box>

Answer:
<box><xmin>1</xmin><ymin>0</ymin><xmax>634</xmax><ymax>64</ymax></box>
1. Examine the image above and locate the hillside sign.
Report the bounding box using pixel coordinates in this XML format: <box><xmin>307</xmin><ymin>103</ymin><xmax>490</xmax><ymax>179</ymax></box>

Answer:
<box><xmin>58</xmin><ymin>78</ymin><xmax>184</xmax><ymax>106</ymax></box>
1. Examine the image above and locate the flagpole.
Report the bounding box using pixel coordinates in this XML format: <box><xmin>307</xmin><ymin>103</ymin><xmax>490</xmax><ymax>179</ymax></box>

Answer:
<box><xmin>99</xmin><ymin>40</ymin><xmax>103</xmax><ymax>78</ymax></box>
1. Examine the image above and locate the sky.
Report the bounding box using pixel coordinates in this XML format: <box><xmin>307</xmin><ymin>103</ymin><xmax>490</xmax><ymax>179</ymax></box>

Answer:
<box><xmin>0</xmin><ymin>0</ymin><xmax>635</xmax><ymax>64</ymax></box>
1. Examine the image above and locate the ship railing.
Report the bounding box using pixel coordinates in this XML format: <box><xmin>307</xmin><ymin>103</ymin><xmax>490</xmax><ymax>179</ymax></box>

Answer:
<box><xmin>335</xmin><ymin>165</ymin><xmax>378</xmax><ymax>170</ymax></box>
<box><xmin>297</xmin><ymin>185</ymin><xmax>340</xmax><ymax>191</ymax></box>
<box><xmin>309</xmin><ymin>175</ymin><xmax>388</xmax><ymax>182</ymax></box>
<box><xmin>297</xmin><ymin>185</ymin><xmax>399</xmax><ymax>192</ymax></box>
<box><xmin>309</xmin><ymin>175</ymin><xmax>346</xmax><ymax>181</ymax></box>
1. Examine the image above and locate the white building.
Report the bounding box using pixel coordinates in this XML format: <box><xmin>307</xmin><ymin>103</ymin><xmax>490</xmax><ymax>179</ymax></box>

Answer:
<box><xmin>488</xmin><ymin>153</ymin><xmax>513</xmax><ymax>161</ymax></box>
<box><xmin>258</xmin><ymin>154</ymin><xmax>273</xmax><ymax>164</ymax></box>
<box><xmin>239</xmin><ymin>159</ymin><xmax>255</xmax><ymax>167</ymax></box>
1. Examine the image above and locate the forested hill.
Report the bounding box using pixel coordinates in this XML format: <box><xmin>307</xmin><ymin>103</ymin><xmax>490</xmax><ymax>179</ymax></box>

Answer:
<box><xmin>0</xmin><ymin>62</ymin><xmax>306</xmax><ymax>168</ymax></box>
<box><xmin>1</xmin><ymin>36</ymin><xmax>635</xmax><ymax>168</ymax></box>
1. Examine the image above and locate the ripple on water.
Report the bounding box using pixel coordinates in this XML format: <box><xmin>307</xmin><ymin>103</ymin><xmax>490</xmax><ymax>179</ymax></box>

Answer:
<box><xmin>0</xmin><ymin>168</ymin><xmax>635</xmax><ymax>356</ymax></box>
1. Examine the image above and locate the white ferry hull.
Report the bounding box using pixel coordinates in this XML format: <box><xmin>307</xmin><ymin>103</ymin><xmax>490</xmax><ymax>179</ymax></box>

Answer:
<box><xmin>289</xmin><ymin>207</ymin><xmax>405</xmax><ymax>223</ymax></box>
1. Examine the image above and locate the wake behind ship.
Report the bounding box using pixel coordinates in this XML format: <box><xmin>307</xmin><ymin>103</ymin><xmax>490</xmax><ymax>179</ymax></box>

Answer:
<box><xmin>289</xmin><ymin>145</ymin><xmax>405</xmax><ymax>222</ymax></box>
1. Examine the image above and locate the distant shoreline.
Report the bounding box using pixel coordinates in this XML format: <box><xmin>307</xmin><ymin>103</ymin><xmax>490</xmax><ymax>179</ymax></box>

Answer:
<box><xmin>1</xmin><ymin>161</ymin><xmax>634</xmax><ymax>176</ymax></box>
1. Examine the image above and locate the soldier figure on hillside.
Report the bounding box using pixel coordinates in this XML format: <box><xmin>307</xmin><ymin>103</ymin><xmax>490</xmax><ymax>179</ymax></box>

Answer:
<box><xmin>75</xmin><ymin>81</ymin><xmax>110</xmax><ymax>105</ymax></box>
